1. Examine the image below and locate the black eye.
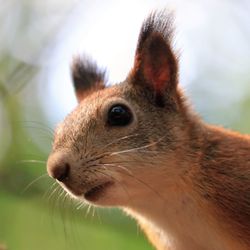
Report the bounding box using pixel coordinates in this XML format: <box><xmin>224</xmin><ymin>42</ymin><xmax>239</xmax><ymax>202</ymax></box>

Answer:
<box><xmin>107</xmin><ymin>104</ymin><xmax>133</xmax><ymax>126</ymax></box>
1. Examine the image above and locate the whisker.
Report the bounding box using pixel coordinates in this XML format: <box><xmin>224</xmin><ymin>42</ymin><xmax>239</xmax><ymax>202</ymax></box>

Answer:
<box><xmin>86</xmin><ymin>204</ymin><xmax>92</xmax><ymax>218</ymax></box>
<box><xmin>76</xmin><ymin>201</ymin><xmax>86</xmax><ymax>210</ymax></box>
<box><xmin>81</xmin><ymin>134</ymin><xmax>198</xmax><ymax>167</ymax></box>
<box><xmin>98</xmin><ymin>163</ymin><xmax>132</xmax><ymax>175</ymax></box>
<box><xmin>47</xmin><ymin>185</ymin><xmax>61</xmax><ymax>202</ymax></box>
<box><xmin>84</xmin><ymin>153</ymin><xmax>110</xmax><ymax>164</ymax></box>
<box><xmin>18</xmin><ymin>159</ymin><xmax>46</xmax><ymax>164</ymax></box>
<box><xmin>21</xmin><ymin>125</ymin><xmax>54</xmax><ymax>139</ymax></box>
<box><xmin>101</xmin><ymin>133</ymin><xmax>140</xmax><ymax>150</ymax></box>
<box><xmin>101</xmin><ymin>159</ymin><xmax>156</xmax><ymax>166</ymax></box>
<box><xmin>92</xmin><ymin>207</ymin><xmax>96</xmax><ymax>217</ymax></box>
<box><xmin>20</xmin><ymin>120</ymin><xmax>54</xmax><ymax>136</ymax></box>
<box><xmin>21</xmin><ymin>173</ymin><xmax>48</xmax><ymax>194</ymax></box>
<box><xmin>81</xmin><ymin>133</ymin><xmax>140</xmax><ymax>162</ymax></box>
<box><xmin>59</xmin><ymin>188</ymin><xmax>66</xmax><ymax>199</ymax></box>
<box><xmin>43</xmin><ymin>182</ymin><xmax>58</xmax><ymax>200</ymax></box>
<box><xmin>110</xmin><ymin>135</ymin><xmax>167</xmax><ymax>156</ymax></box>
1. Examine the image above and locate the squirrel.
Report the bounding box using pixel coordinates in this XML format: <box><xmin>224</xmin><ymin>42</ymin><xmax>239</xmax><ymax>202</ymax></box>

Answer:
<box><xmin>47</xmin><ymin>10</ymin><xmax>250</xmax><ymax>250</ymax></box>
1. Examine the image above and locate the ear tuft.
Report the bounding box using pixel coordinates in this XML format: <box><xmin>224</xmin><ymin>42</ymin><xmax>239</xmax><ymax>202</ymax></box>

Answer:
<box><xmin>129</xmin><ymin>10</ymin><xmax>178</xmax><ymax>106</ymax></box>
<box><xmin>71</xmin><ymin>56</ymin><xmax>106</xmax><ymax>102</ymax></box>
<box><xmin>136</xmin><ymin>10</ymin><xmax>174</xmax><ymax>55</ymax></box>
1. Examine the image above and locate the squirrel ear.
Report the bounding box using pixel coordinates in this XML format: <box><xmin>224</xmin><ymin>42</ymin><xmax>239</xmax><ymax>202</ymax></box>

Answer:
<box><xmin>71</xmin><ymin>56</ymin><xmax>106</xmax><ymax>102</ymax></box>
<box><xmin>129</xmin><ymin>11</ymin><xmax>178</xmax><ymax>107</ymax></box>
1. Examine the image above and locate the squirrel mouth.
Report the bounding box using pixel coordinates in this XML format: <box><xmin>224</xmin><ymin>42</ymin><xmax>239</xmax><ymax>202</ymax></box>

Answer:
<box><xmin>84</xmin><ymin>181</ymin><xmax>113</xmax><ymax>202</ymax></box>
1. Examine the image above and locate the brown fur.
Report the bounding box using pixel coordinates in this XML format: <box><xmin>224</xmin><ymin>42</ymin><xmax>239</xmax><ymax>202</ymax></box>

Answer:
<box><xmin>47</xmin><ymin>10</ymin><xmax>250</xmax><ymax>250</ymax></box>
<box><xmin>197</xmin><ymin>125</ymin><xmax>250</xmax><ymax>244</ymax></box>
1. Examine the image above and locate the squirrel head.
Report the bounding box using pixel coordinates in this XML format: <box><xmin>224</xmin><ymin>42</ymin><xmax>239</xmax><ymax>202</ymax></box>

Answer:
<box><xmin>47</xmin><ymin>11</ymin><xmax>195</xmax><ymax>207</ymax></box>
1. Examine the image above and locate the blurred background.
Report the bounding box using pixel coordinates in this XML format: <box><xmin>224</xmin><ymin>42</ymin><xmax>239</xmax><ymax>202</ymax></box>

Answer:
<box><xmin>0</xmin><ymin>0</ymin><xmax>250</xmax><ymax>249</ymax></box>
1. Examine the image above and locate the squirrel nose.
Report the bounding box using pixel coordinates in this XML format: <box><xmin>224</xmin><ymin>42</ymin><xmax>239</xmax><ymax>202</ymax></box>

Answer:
<box><xmin>47</xmin><ymin>153</ymin><xmax>71</xmax><ymax>182</ymax></box>
<box><xmin>52</xmin><ymin>162</ymin><xmax>70</xmax><ymax>182</ymax></box>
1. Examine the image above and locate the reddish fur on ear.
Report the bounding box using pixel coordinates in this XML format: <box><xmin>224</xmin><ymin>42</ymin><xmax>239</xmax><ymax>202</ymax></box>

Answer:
<box><xmin>142</xmin><ymin>33</ymin><xmax>174</xmax><ymax>93</ymax></box>
<box><xmin>129</xmin><ymin>11</ymin><xmax>178</xmax><ymax>106</ymax></box>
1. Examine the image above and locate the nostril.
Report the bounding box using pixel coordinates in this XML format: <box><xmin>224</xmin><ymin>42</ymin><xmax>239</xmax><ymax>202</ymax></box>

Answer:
<box><xmin>50</xmin><ymin>162</ymin><xmax>70</xmax><ymax>182</ymax></box>
<box><xmin>47</xmin><ymin>153</ymin><xmax>72</xmax><ymax>182</ymax></box>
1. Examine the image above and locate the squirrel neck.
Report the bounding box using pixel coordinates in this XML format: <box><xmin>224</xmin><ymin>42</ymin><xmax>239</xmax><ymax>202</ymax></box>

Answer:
<box><xmin>124</xmin><ymin>121</ymin><xmax>250</xmax><ymax>250</ymax></box>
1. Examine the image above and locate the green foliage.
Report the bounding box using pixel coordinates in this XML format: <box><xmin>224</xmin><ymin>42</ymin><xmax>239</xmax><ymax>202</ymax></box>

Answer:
<box><xmin>0</xmin><ymin>191</ymin><xmax>152</xmax><ymax>250</ymax></box>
